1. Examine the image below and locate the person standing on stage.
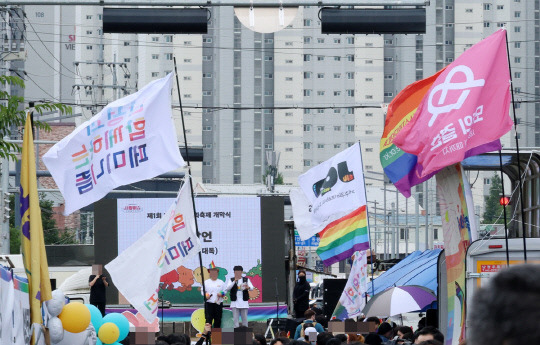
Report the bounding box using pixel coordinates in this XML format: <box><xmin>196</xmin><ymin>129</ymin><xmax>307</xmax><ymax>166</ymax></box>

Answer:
<box><xmin>88</xmin><ymin>265</ymin><xmax>108</xmax><ymax>316</ymax></box>
<box><xmin>293</xmin><ymin>270</ymin><xmax>311</xmax><ymax>318</ymax></box>
<box><xmin>224</xmin><ymin>265</ymin><xmax>254</xmax><ymax>327</ymax></box>
<box><xmin>201</xmin><ymin>265</ymin><xmax>226</xmax><ymax>328</ymax></box>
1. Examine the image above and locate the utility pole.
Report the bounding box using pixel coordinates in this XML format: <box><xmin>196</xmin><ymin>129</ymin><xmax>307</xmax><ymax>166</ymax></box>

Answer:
<box><xmin>415</xmin><ymin>191</ymin><xmax>420</xmax><ymax>251</ymax></box>
<box><xmin>424</xmin><ymin>180</ymin><xmax>429</xmax><ymax>250</ymax></box>
<box><xmin>405</xmin><ymin>194</ymin><xmax>409</xmax><ymax>255</ymax></box>
<box><xmin>383</xmin><ymin>182</ymin><xmax>387</xmax><ymax>260</ymax></box>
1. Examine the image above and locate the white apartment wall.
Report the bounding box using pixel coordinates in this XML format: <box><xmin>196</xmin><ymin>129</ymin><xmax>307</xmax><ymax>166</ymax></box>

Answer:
<box><xmin>274</xmin><ymin>8</ymin><xmax>304</xmax><ymax>185</ymax></box>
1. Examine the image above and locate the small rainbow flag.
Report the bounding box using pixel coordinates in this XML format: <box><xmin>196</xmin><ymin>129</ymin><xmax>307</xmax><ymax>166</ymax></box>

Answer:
<box><xmin>316</xmin><ymin>206</ymin><xmax>369</xmax><ymax>266</ymax></box>
<box><xmin>209</xmin><ymin>261</ymin><xmax>216</xmax><ymax>269</ymax></box>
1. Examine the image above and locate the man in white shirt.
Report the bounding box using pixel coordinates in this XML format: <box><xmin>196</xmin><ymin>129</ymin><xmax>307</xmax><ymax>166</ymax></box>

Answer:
<box><xmin>224</xmin><ymin>265</ymin><xmax>254</xmax><ymax>328</ymax></box>
<box><xmin>201</xmin><ymin>266</ymin><xmax>226</xmax><ymax>328</ymax></box>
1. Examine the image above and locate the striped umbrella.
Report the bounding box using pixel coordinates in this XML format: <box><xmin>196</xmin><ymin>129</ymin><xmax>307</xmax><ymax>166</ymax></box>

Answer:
<box><xmin>362</xmin><ymin>285</ymin><xmax>436</xmax><ymax>317</ymax></box>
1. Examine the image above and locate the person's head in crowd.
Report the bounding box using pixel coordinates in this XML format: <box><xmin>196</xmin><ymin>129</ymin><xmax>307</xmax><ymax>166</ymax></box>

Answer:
<box><xmin>255</xmin><ymin>334</ymin><xmax>267</xmax><ymax>345</ymax></box>
<box><xmin>417</xmin><ymin>317</ymin><xmax>427</xmax><ymax>331</ymax></box>
<box><xmin>208</xmin><ymin>267</ymin><xmax>219</xmax><ymax>280</ymax></box>
<box><xmin>377</xmin><ymin>322</ymin><xmax>393</xmax><ymax>341</ymax></box>
<box><xmin>397</xmin><ymin>326</ymin><xmax>414</xmax><ymax>340</ymax></box>
<box><xmin>155</xmin><ymin>341</ymin><xmax>169</xmax><ymax>345</ymax></box>
<box><xmin>303</xmin><ymin>326</ymin><xmax>318</xmax><ymax>342</ymax></box>
<box><xmin>364</xmin><ymin>332</ymin><xmax>382</xmax><ymax>345</ymax></box>
<box><xmin>315</xmin><ymin>314</ymin><xmax>328</xmax><ymax>328</ymax></box>
<box><xmin>270</xmin><ymin>338</ymin><xmax>291</xmax><ymax>345</ymax></box>
<box><xmin>365</xmin><ymin>316</ymin><xmax>381</xmax><ymax>325</ymax></box>
<box><xmin>304</xmin><ymin>309</ymin><xmax>317</xmax><ymax>321</ymax></box>
<box><xmin>166</xmin><ymin>334</ymin><xmax>185</xmax><ymax>345</ymax></box>
<box><xmin>334</xmin><ymin>334</ymin><xmax>347</xmax><ymax>343</ymax></box>
<box><xmin>316</xmin><ymin>332</ymin><xmax>334</xmax><ymax>345</ymax></box>
<box><xmin>298</xmin><ymin>270</ymin><xmax>307</xmax><ymax>282</ymax></box>
<box><xmin>469</xmin><ymin>264</ymin><xmax>540</xmax><ymax>345</ymax></box>
<box><xmin>326</xmin><ymin>338</ymin><xmax>342</xmax><ymax>345</ymax></box>
<box><xmin>156</xmin><ymin>335</ymin><xmax>169</xmax><ymax>343</ymax></box>
<box><xmin>414</xmin><ymin>326</ymin><xmax>444</xmax><ymax>344</ymax></box>
<box><xmin>417</xmin><ymin>340</ymin><xmax>443</xmax><ymax>345</ymax></box>
<box><xmin>181</xmin><ymin>334</ymin><xmax>190</xmax><ymax>344</ymax></box>
<box><xmin>291</xmin><ymin>341</ymin><xmax>310</xmax><ymax>345</ymax></box>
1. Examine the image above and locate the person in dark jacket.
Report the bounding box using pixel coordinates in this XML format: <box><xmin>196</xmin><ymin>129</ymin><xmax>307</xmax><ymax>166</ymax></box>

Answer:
<box><xmin>293</xmin><ymin>270</ymin><xmax>311</xmax><ymax>318</ymax></box>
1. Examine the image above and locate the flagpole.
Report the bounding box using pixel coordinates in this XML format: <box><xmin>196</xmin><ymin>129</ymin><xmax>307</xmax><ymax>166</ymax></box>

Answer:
<box><xmin>358</xmin><ymin>141</ymin><xmax>375</xmax><ymax>297</ymax></box>
<box><xmin>173</xmin><ymin>58</ymin><xmax>208</xmax><ymax>307</ymax></box>
<box><xmin>498</xmin><ymin>150</ymin><xmax>510</xmax><ymax>266</ymax></box>
<box><xmin>504</xmin><ymin>29</ymin><xmax>527</xmax><ymax>262</ymax></box>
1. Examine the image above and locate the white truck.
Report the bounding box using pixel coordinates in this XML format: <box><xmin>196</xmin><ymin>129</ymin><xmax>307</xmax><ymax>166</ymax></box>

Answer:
<box><xmin>438</xmin><ymin>237</ymin><xmax>540</xmax><ymax>338</ymax></box>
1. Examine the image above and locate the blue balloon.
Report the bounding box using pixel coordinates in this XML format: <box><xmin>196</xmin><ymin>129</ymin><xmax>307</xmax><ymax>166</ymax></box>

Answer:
<box><xmin>84</xmin><ymin>304</ymin><xmax>104</xmax><ymax>330</ymax></box>
<box><xmin>103</xmin><ymin>313</ymin><xmax>130</xmax><ymax>341</ymax></box>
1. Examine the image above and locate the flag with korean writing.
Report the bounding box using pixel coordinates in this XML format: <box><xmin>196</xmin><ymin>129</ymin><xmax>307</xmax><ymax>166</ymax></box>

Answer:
<box><xmin>393</xmin><ymin>29</ymin><xmax>513</xmax><ymax>178</ymax></box>
<box><xmin>43</xmin><ymin>73</ymin><xmax>185</xmax><ymax>215</ymax></box>
<box><xmin>106</xmin><ymin>180</ymin><xmax>200</xmax><ymax>324</ymax></box>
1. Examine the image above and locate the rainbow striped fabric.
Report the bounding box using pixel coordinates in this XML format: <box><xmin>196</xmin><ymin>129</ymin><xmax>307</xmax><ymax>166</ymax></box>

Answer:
<box><xmin>316</xmin><ymin>206</ymin><xmax>369</xmax><ymax>266</ymax></box>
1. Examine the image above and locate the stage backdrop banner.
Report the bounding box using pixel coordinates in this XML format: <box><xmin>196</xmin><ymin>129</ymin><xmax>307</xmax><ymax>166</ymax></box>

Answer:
<box><xmin>117</xmin><ymin>197</ymin><xmax>262</xmax><ymax>304</ymax></box>
<box><xmin>436</xmin><ymin>164</ymin><xmax>472</xmax><ymax>345</ymax></box>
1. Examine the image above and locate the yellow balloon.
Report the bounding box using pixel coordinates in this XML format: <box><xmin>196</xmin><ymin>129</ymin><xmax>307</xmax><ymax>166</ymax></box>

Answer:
<box><xmin>190</xmin><ymin>308</ymin><xmax>206</xmax><ymax>333</ymax></box>
<box><xmin>98</xmin><ymin>322</ymin><xmax>120</xmax><ymax>344</ymax></box>
<box><xmin>58</xmin><ymin>302</ymin><xmax>91</xmax><ymax>333</ymax></box>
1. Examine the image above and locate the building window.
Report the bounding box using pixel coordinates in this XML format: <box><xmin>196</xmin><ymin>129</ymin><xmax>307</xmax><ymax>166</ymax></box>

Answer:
<box><xmin>515</xmin><ymin>57</ymin><xmax>521</xmax><ymax>63</ymax></box>
<box><xmin>347</xmin><ymin>125</ymin><xmax>354</xmax><ymax>132</ymax></box>
<box><xmin>347</xmin><ymin>142</ymin><xmax>355</xmax><ymax>147</ymax></box>
<box><xmin>264</xmin><ymin>56</ymin><xmax>273</xmax><ymax>61</ymax></box>
<box><xmin>285</xmin><ymin>41</ymin><xmax>293</xmax><ymax>46</ymax></box>
<box><xmin>165</xmin><ymin>35</ymin><xmax>173</xmax><ymax>42</ymax></box>
<box><xmin>515</xmin><ymin>42</ymin><xmax>521</xmax><ymax>48</ymax></box>
<box><xmin>346</xmin><ymin>90</ymin><xmax>355</xmax><ymax>97</ymax></box>
<box><xmin>165</xmin><ymin>53</ymin><xmax>173</xmax><ymax>60</ymax></box>
<box><xmin>304</xmin><ymin>36</ymin><xmax>312</xmax><ymax>44</ymax></box>
<box><xmin>514</xmin><ymin>72</ymin><xmax>521</xmax><ymax>78</ymax></box>
<box><xmin>304</xmin><ymin>89</ymin><xmax>312</xmax><ymax>97</ymax></box>
<box><xmin>347</xmin><ymin>55</ymin><xmax>354</xmax><ymax>62</ymax></box>
<box><xmin>184</xmin><ymin>59</ymin><xmax>191</xmax><ymax>63</ymax></box>
<box><xmin>384</xmin><ymin>92</ymin><xmax>394</xmax><ymax>97</ymax></box>
<box><xmin>317</xmin><ymin>38</ymin><xmax>325</xmax><ymax>44</ymax></box>
<box><xmin>365</xmin><ymin>130</ymin><xmax>373</xmax><ymax>135</ymax></box>
<box><xmin>304</xmin><ymin>142</ymin><xmax>312</xmax><ymax>149</ymax></box>
<box><xmin>365</xmin><ymin>60</ymin><xmax>373</xmax><ymax>64</ymax></box>
<box><xmin>317</xmin><ymin>109</ymin><xmax>324</xmax><ymax>114</ymax></box>
<box><xmin>317</xmin><ymin>56</ymin><xmax>325</xmax><ymax>61</ymax></box>
<box><xmin>203</xmin><ymin>161</ymin><xmax>212</xmax><ymax>166</ymax></box>
<box><xmin>484</xmin><ymin>22</ymin><xmax>490</xmax><ymax>28</ymax></box>
<box><xmin>365</xmin><ymin>78</ymin><xmax>373</xmax><ymax>82</ymax></box>
<box><xmin>334</xmin><ymin>144</ymin><xmax>341</xmax><ymax>149</ymax></box>
<box><xmin>203</xmin><ymin>91</ymin><xmax>213</xmax><ymax>96</ymax></box>
<box><xmin>124</xmin><ymin>41</ymin><xmax>130</xmax><ymax>46</ymax></box>
<box><xmin>152</xmin><ymin>54</ymin><xmax>159</xmax><ymax>60</ymax></box>
<box><xmin>484</xmin><ymin>178</ymin><xmax>490</xmax><ymax>185</ymax></box>
<box><xmin>445</xmin><ymin>5</ymin><xmax>453</xmax><ymax>9</ymax></box>
<box><xmin>366</xmin><ymin>113</ymin><xmax>373</xmax><ymax>117</ymax></box>
<box><xmin>285</xmin><ymin>59</ymin><xmax>293</xmax><ymax>64</ymax></box>
<box><xmin>400</xmin><ymin>228</ymin><xmax>409</xmax><ymax>240</ymax></box>
<box><xmin>264</xmin><ymin>38</ymin><xmax>274</xmax><ymax>44</ymax></box>
<box><xmin>124</xmin><ymin>58</ymin><xmax>130</xmax><ymax>63</ymax></box>
<box><xmin>285</xmin><ymin>147</ymin><xmax>293</xmax><ymax>152</ymax></box>
<box><xmin>334</xmin><ymin>73</ymin><xmax>341</xmax><ymax>79</ymax></box>
<box><xmin>86</xmin><ymin>30</ymin><xmax>92</xmax><ymax>35</ymax></box>
<box><xmin>304</xmin><ymin>71</ymin><xmax>312</xmax><ymax>79</ymax></box>
<box><xmin>334</xmin><ymin>126</ymin><xmax>341</xmax><ymax>131</ymax></box>
<box><xmin>264</xmin><ymin>73</ymin><xmax>273</xmax><ymax>79</ymax></box>
<box><xmin>317</xmin><ymin>144</ymin><xmax>325</xmax><ymax>149</ymax></box>
<box><xmin>285</xmin><ymin>77</ymin><xmax>293</xmax><ymax>81</ymax></box>
<box><xmin>445</xmin><ymin>40</ymin><xmax>453</xmax><ymax>45</ymax></box>
<box><xmin>515</xmin><ymin>11</ymin><xmax>521</xmax><ymax>17</ymax></box>
<box><xmin>304</xmin><ymin>19</ymin><xmax>312</xmax><ymax>26</ymax></box>
<box><xmin>465</xmin><ymin>8</ymin><xmax>473</xmax><ymax>13</ymax></box>
<box><xmin>285</xmin><ymin>165</ymin><xmax>293</xmax><ymax>169</ymax></box>
<box><xmin>203</xmin><ymin>73</ymin><xmax>213</xmax><ymax>78</ymax></box>
<box><xmin>497</xmin><ymin>22</ymin><xmax>505</xmax><ymax>28</ymax></box>
<box><xmin>365</xmin><ymin>165</ymin><xmax>373</xmax><ymax>170</ymax></box>
<box><xmin>285</xmin><ymin>112</ymin><xmax>293</xmax><ymax>116</ymax></box>
<box><xmin>334</xmin><ymin>91</ymin><xmax>341</xmax><ymax>96</ymax></box>
<box><xmin>317</xmin><ymin>73</ymin><xmax>325</xmax><ymax>79</ymax></box>
<box><xmin>183</xmin><ymin>76</ymin><xmax>192</xmax><ymax>81</ymax></box>
<box><xmin>384</xmin><ymin>57</ymin><xmax>393</xmax><ymax>62</ymax></box>
<box><xmin>433</xmin><ymin>229</ymin><xmax>439</xmax><ymax>240</ymax></box>
<box><xmin>151</xmin><ymin>37</ymin><xmax>159</xmax><ymax>42</ymax></box>
<box><xmin>384</xmin><ymin>39</ymin><xmax>393</xmax><ymax>45</ymax></box>
<box><xmin>484</xmin><ymin>3</ymin><xmax>491</xmax><ymax>10</ymax></box>
<box><xmin>334</xmin><ymin>38</ymin><xmax>341</xmax><ymax>44</ymax></box>
<box><xmin>346</xmin><ymin>72</ymin><xmax>354</xmax><ymax>79</ymax></box>
<box><xmin>151</xmin><ymin>72</ymin><xmax>159</xmax><ymax>77</ymax></box>
<box><xmin>515</xmin><ymin>26</ymin><xmax>521</xmax><ymax>33</ymax></box>
<box><xmin>264</xmin><ymin>91</ymin><xmax>274</xmax><ymax>96</ymax></box>
<box><xmin>334</xmin><ymin>56</ymin><xmax>341</xmax><ymax>61</ymax></box>
<box><xmin>385</xmin><ymin>75</ymin><xmax>393</xmax><ymax>80</ymax></box>
<box><xmin>365</xmin><ymin>42</ymin><xmax>373</xmax><ymax>47</ymax></box>
<box><xmin>304</xmin><ymin>109</ymin><xmax>311</xmax><ymax>114</ymax></box>
<box><xmin>86</xmin><ymin>15</ymin><xmax>92</xmax><ymax>19</ymax></box>
<box><xmin>317</xmin><ymin>91</ymin><xmax>325</xmax><ymax>96</ymax></box>
<box><xmin>203</xmin><ymin>144</ymin><xmax>213</xmax><ymax>149</ymax></box>
<box><xmin>304</xmin><ymin>125</ymin><xmax>311</xmax><ymax>132</ymax></box>
<box><xmin>346</xmin><ymin>37</ymin><xmax>354</xmax><ymax>44</ymax></box>
<box><xmin>497</xmin><ymin>5</ymin><xmax>504</xmax><ymax>9</ymax></box>
<box><xmin>265</xmin><ymin>144</ymin><xmax>273</xmax><ymax>149</ymax></box>
<box><xmin>466</xmin><ymin>26</ymin><xmax>473</xmax><ymax>30</ymax></box>
<box><xmin>366</xmin><ymin>147</ymin><xmax>374</xmax><ymax>152</ymax></box>
<box><xmin>183</xmin><ymin>41</ymin><xmax>191</xmax><ymax>45</ymax></box>
<box><xmin>304</xmin><ymin>160</ymin><xmax>312</xmax><ymax>167</ymax></box>
<box><xmin>86</xmin><ymin>45</ymin><xmax>93</xmax><ymax>50</ymax></box>
<box><xmin>203</xmin><ymin>37</ymin><xmax>213</xmax><ymax>43</ymax></box>
<box><xmin>203</xmin><ymin>126</ymin><xmax>212</xmax><ymax>131</ymax></box>
<box><xmin>203</xmin><ymin>55</ymin><xmax>213</xmax><ymax>61</ymax></box>
<box><xmin>285</xmin><ymin>95</ymin><xmax>293</xmax><ymax>99</ymax></box>
<box><xmin>347</xmin><ymin>108</ymin><xmax>355</xmax><ymax>114</ymax></box>
<box><xmin>365</xmin><ymin>95</ymin><xmax>373</xmax><ymax>99</ymax></box>
<box><xmin>317</xmin><ymin>126</ymin><xmax>325</xmax><ymax>131</ymax></box>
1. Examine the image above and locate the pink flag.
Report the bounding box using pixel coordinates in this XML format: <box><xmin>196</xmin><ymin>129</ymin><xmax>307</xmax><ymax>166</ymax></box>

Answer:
<box><xmin>393</xmin><ymin>29</ymin><xmax>513</xmax><ymax>178</ymax></box>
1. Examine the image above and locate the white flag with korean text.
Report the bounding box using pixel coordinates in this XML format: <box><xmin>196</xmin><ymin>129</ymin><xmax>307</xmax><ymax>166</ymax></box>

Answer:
<box><xmin>105</xmin><ymin>181</ymin><xmax>200</xmax><ymax>323</ymax></box>
<box><xmin>43</xmin><ymin>73</ymin><xmax>185</xmax><ymax>215</ymax></box>
<box><xmin>293</xmin><ymin>143</ymin><xmax>367</xmax><ymax>240</ymax></box>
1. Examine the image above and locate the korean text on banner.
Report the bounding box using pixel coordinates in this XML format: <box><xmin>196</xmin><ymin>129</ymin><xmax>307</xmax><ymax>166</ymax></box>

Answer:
<box><xmin>297</xmin><ymin>142</ymin><xmax>367</xmax><ymax>239</ymax></box>
<box><xmin>331</xmin><ymin>250</ymin><xmax>368</xmax><ymax>320</ymax></box>
<box><xmin>20</xmin><ymin>113</ymin><xmax>52</xmax><ymax>344</ymax></box>
<box><xmin>436</xmin><ymin>164</ymin><xmax>472</xmax><ymax>345</ymax></box>
<box><xmin>394</xmin><ymin>29</ymin><xmax>512</xmax><ymax>178</ymax></box>
<box><xmin>106</xmin><ymin>181</ymin><xmax>201</xmax><ymax>323</ymax></box>
<box><xmin>43</xmin><ymin>73</ymin><xmax>185</xmax><ymax>215</ymax></box>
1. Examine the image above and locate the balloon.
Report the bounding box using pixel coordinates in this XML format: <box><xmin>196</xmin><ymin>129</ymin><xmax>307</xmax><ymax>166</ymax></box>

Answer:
<box><xmin>103</xmin><ymin>313</ymin><xmax>129</xmax><ymax>341</ymax></box>
<box><xmin>52</xmin><ymin>289</ymin><xmax>65</xmax><ymax>302</ymax></box>
<box><xmin>58</xmin><ymin>302</ymin><xmax>91</xmax><ymax>333</ymax></box>
<box><xmin>98</xmin><ymin>322</ymin><xmax>120</xmax><ymax>344</ymax></box>
<box><xmin>85</xmin><ymin>304</ymin><xmax>104</xmax><ymax>330</ymax></box>
<box><xmin>48</xmin><ymin>316</ymin><xmax>64</xmax><ymax>343</ymax></box>
<box><xmin>46</xmin><ymin>298</ymin><xmax>64</xmax><ymax>317</ymax></box>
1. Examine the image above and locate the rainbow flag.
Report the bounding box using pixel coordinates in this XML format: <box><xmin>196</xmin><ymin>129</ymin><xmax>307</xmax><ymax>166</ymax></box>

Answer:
<box><xmin>209</xmin><ymin>261</ymin><xmax>216</xmax><ymax>269</ymax></box>
<box><xmin>20</xmin><ymin>113</ymin><xmax>52</xmax><ymax>343</ymax></box>
<box><xmin>316</xmin><ymin>206</ymin><xmax>369</xmax><ymax>266</ymax></box>
<box><xmin>380</xmin><ymin>69</ymin><xmax>501</xmax><ymax>197</ymax></box>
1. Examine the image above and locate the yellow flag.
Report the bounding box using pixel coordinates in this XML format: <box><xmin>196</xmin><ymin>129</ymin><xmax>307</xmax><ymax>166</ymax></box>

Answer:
<box><xmin>20</xmin><ymin>112</ymin><xmax>52</xmax><ymax>343</ymax></box>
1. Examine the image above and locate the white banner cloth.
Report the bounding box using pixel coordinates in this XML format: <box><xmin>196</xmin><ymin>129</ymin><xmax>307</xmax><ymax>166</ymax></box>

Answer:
<box><xmin>43</xmin><ymin>73</ymin><xmax>185</xmax><ymax>215</ymax></box>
